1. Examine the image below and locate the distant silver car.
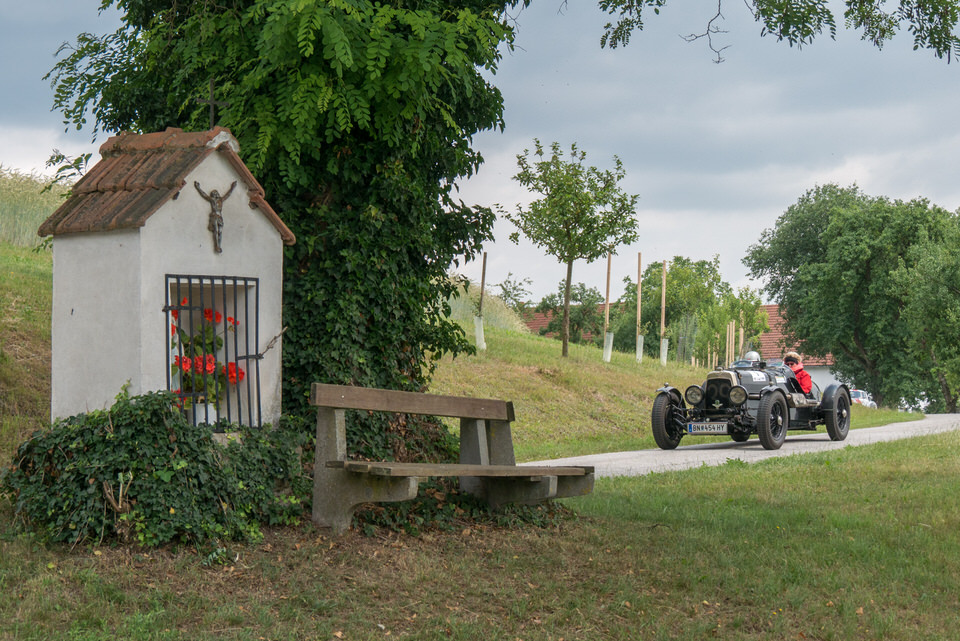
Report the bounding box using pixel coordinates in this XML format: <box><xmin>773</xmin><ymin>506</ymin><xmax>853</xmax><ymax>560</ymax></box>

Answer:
<box><xmin>850</xmin><ymin>389</ymin><xmax>877</xmax><ymax>409</ymax></box>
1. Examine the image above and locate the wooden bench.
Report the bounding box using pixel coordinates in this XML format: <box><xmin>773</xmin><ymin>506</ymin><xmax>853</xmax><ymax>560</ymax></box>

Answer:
<box><xmin>310</xmin><ymin>383</ymin><xmax>595</xmax><ymax>534</ymax></box>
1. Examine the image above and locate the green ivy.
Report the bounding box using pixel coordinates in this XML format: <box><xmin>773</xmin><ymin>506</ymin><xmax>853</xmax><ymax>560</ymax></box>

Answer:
<box><xmin>1</xmin><ymin>390</ymin><xmax>303</xmax><ymax>547</ymax></box>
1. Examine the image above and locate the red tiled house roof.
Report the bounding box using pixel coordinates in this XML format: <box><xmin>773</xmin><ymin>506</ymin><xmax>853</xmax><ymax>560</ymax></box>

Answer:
<box><xmin>524</xmin><ymin>309</ymin><xmax>597</xmax><ymax>342</ymax></box>
<box><xmin>525</xmin><ymin>310</ymin><xmax>553</xmax><ymax>335</ymax></box>
<box><xmin>758</xmin><ymin>304</ymin><xmax>833</xmax><ymax>367</ymax></box>
<box><xmin>38</xmin><ymin>127</ymin><xmax>295</xmax><ymax>245</ymax></box>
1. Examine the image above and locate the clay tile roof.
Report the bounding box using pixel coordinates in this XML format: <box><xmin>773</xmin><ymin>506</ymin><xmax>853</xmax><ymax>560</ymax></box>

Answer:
<box><xmin>38</xmin><ymin>127</ymin><xmax>295</xmax><ymax>245</ymax></box>
<box><xmin>759</xmin><ymin>304</ymin><xmax>833</xmax><ymax>367</ymax></box>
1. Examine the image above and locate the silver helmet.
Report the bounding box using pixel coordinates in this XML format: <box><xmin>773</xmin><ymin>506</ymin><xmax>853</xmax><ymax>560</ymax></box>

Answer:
<box><xmin>744</xmin><ymin>351</ymin><xmax>761</xmax><ymax>362</ymax></box>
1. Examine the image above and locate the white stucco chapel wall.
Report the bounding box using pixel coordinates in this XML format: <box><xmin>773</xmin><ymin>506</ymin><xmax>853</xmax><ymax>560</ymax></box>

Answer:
<box><xmin>50</xmin><ymin>148</ymin><xmax>287</xmax><ymax>426</ymax></box>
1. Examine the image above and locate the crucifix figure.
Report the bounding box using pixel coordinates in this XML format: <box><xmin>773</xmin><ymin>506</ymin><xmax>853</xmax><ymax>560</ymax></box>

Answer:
<box><xmin>194</xmin><ymin>181</ymin><xmax>237</xmax><ymax>253</ymax></box>
<box><xmin>196</xmin><ymin>78</ymin><xmax>230</xmax><ymax>129</ymax></box>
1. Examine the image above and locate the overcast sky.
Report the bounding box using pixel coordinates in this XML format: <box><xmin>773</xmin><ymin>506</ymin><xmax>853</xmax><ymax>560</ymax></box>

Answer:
<box><xmin>3</xmin><ymin>1</ymin><xmax>959</xmax><ymax>302</ymax></box>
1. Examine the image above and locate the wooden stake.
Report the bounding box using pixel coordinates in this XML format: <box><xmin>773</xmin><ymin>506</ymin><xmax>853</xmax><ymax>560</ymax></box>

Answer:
<box><xmin>477</xmin><ymin>251</ymin><xmax>487</xmax><ymax>317</ymax></box>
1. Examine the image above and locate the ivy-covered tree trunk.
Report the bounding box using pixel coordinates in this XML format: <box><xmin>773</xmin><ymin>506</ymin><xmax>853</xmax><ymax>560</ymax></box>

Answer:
<box><xmin>48</xmin><ymin>0</ymin><xmax>526</xmax><ymax>460</ymax></box>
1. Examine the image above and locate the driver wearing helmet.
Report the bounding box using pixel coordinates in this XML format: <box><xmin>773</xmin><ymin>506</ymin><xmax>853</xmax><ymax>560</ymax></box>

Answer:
<box><xmin>783</xmin><ymin>351</ymin><xmax>812</xmax><ymax>394</ymax></box>
<box><xmin>744</xmin><ymin>350</ymin><xmax>761</xmax><ymax>363</ymax></box>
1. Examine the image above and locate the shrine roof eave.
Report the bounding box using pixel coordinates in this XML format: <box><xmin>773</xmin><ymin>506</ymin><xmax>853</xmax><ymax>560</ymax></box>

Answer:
<box><xmin>37</xmin><ymin>127</ymin><xmax>295</xmax><ymax>246</ymax></box>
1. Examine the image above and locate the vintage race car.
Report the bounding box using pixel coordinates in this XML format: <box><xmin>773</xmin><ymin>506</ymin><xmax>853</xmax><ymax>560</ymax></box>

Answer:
<box><xmin>651</xmin><ymin>359</ymin><xmax>851</xmax><ymax>450</ymax></box>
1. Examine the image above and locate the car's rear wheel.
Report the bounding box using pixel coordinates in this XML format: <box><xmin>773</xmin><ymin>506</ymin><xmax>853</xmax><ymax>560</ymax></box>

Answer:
<box><xmin>757</xmin><ymin>392</ymin><xmax>788</xmax><ymax>450</ymax></box>
<box><xmin>652</xmin><ymin>392</ymin><xmax>683</xmax><ymax>450</ymax></box>
<box><xmin>825</xmin><ymin>388</ymin><xmax>851</xmax><ymax>441</ymax></box>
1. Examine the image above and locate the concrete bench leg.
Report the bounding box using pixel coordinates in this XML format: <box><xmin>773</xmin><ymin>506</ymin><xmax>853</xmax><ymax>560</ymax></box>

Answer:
<box><xmin>460</xmin><ymin>418</ymin><xmax>520</xmax><ymax>502</ymax></box>
<box><xmin>554</xmin><ymin>471</ymin><xmax>595</xmax><ymax>499</ymax></box>
<box><xmin>312</xmin><ymin>472</ymin><xmax>418</xmax><ymax>535</ymax></box>
<box><xmin>312</xmin><ymin>407</ymin><xmax>418</xmax><ymax>534</ymax></box>
<box><xmin>482</xmin><ymin>476</ymin><xmax>558</xmax><ymax>509</ymax></box>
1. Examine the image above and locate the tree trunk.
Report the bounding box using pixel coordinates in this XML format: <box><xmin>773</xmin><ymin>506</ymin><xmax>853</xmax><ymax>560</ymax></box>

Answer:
<box><xmin>930</xmin><ymin>348</ymin><xmax>957</xmax><ymax>413</ymax></box>
<box><xmin>561</xmin><ymin>260</ymin><xmax>573</xmax><ymax>357</ymax></box>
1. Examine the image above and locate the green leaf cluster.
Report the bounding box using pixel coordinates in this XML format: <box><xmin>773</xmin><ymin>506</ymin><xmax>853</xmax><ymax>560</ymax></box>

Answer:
<box><xmin>599</xmin><ymin>0</ymin><xmax>960</xmax><ymax>61</ymax></box>
<box><xmin>535</xmin><ymin>281</ymin><xmax>606</xmax><ymax>345</ymax></box>
<box><xmin>745</xmin><ymin>184</ymin><xmax>958</xmax><ymax>408</ymax></box>
<box><xmin>894</xmin><ymin>217</ymin><xmax>960</xmax><ymax>411</ymax></box>
<box><xmin>1</xmin><ymin>390</ymin><xmax>303</xmax><ymax>546</ymax></box>
<box><xmin>46</xmin><ymin>0</ymin><xmax>528</xmax><ymax>460</ymax></box>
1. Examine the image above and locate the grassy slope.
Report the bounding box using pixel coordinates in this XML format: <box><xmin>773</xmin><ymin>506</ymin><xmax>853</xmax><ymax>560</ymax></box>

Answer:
<box><xmin>5</xmin><ymin>241</ymin><xmax>953</xmax><ymax>641</ymax></box>
<box><xmin>0</xmin><ymin>243</ymin><xmax>51</xmax><ymax>453</ymax></box>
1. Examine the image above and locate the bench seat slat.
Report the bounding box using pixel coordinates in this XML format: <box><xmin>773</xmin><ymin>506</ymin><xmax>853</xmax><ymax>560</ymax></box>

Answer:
<box><xmin>328</xmin><ymin>460</ymin><xmax>592</xmax><ymax>478</ymax></box>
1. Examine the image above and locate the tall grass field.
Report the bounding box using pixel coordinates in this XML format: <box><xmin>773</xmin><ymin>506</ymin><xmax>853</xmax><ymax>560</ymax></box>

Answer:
<box><xmin>2</xmin><ymin>224</ymin><xmax>954</xmax><ymax>640</ymax></box>
<box><xmin>0</xmin><ymin>167</ymin><xmax>65</xmax><ymax>248</ymax></box>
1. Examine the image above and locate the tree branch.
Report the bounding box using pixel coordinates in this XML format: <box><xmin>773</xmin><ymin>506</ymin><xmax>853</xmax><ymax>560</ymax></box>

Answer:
<box><xmin>681</xmin><ymin>0</ymin><xmax>731</xmax><ymax>63</ymax></box>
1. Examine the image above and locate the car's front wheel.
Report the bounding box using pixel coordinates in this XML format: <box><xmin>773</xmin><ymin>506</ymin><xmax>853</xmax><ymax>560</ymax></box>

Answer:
<box><xmin>757</xmin><ymin>392</ymin><xmax>788</xmax><ymax>450</ymax></box>
<box><xmin>824</xmin><ymin>387</ymin><xmax>851</xmax><ymax>441</ymax></box>
<box><xmin>651</xmin><ymin>392</ymin><xmax>683</xmax><ymax>450</ymax></box>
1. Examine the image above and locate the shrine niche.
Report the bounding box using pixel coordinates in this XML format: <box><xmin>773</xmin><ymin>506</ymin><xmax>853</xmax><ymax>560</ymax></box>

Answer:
<box><xmin>38</xmin><ymin>127</ymin><xmax>295</xmax><ymax>427</ymax></box>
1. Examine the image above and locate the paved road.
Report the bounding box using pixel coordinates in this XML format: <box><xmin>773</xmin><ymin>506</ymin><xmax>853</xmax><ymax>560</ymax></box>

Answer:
<box><xmin>527</xmin><ymin>414</ymin><xmax>960</xmax><ymax>478</ymax></box>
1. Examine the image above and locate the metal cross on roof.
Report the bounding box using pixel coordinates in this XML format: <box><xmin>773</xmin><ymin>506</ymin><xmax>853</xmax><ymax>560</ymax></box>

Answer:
<box><xmin>196</xmin><ymin>78</ymin><xmax>230</xmax><ymax>129</ymax></box>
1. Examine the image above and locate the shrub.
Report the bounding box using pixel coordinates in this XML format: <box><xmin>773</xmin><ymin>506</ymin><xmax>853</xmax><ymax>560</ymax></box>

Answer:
<box><xmin>1</xmin><ymin>389</ymin><xmax>303</xmax><ymax>546</ymax></box>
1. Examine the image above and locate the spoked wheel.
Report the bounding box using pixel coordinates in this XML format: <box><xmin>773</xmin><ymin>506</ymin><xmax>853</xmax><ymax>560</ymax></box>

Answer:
<box><xmin>825</xmin><ymin>388</ymin><xmax>851</xmax><ymax>441</ymax></box>
<box><xmin>757</xmin><ymin>392</ymin><xmax>788</xmax><ymax>450</ymax></box>
<box><xmin>651</xmin><ymin>392</ymin><xmax>684</xmax><ymax>450</ymax></box>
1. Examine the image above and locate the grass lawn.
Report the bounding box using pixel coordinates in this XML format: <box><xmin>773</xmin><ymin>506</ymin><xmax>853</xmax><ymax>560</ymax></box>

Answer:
<box><xmin>1</xmin><ymin>240</ymin><xmax>949</xmax><ymax>640</ymax></box>
<box><xmin>3</xmin><ymin>433</ymin><xmax>960</xmax><ymax>640</ymax></box>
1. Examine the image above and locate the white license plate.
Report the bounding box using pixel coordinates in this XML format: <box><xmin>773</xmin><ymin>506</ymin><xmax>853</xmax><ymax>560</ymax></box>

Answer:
<box><xmin>687</xmin><ymin>422</ymin><xmax>729</xmax><ymax>435</ymax></box>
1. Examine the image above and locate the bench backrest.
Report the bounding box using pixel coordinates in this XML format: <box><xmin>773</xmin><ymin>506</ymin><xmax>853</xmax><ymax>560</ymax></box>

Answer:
<box><xmin>310</xmin><ymin>383</ymin><xmax>515</xmax><ymax>422</ymax></box>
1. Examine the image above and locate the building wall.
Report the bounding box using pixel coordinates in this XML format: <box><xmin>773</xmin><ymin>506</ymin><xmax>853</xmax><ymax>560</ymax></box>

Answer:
<box><xmin>807</xmin><ymin>365</ymin><xmax>843</xmax><ymax>395</ymax></box>
<box><xmin>139</xmin><ymin>153</ymin><xmax>286</xmax><ymax>426</ymax></box>
<box><xmin>51</xmin><ymin>153</ymin><xmax>287</xmax><ymax>426</ymax></box>
<box><xmin>51</xmin><ymin>229</ymin><xmax>141</xmax><ymax>419</ymax></box>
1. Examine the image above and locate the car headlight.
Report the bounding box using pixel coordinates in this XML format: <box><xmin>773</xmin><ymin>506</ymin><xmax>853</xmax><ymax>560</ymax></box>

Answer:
<box><xmin>685</xmin><ymin>385</ymin><xmax>704</xmax><ymax>405</ymax></box>
<box><xmin>728</xmin><ymin>385</ymin><xmax>748</xmax><ymax>406</ymax></box>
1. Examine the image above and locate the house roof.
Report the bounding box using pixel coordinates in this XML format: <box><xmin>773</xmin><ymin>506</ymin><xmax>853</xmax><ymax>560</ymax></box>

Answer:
<box><xmin>758</xmin><ymin>304</ymin><xmax>833</xmax><ymax>367</ymax></box>
<box><xmin>38</xmin><ymin>127</ymin><xmax>295</xmax><ymax>245</ymax></box>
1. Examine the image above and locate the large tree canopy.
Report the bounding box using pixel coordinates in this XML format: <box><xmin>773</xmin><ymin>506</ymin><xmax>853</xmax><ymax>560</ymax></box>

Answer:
<box><xmin>744</xmin><ymin>184</ymin><xmax>955</xmax><ymax>407</ymax></box>
<box><xmin>48</xmin><ymin>0</ymin><xmax>527</xmax><ymax>460</ymax></box>
<box><xmin>599</xmin><ymin>0</ymin><xmax>960</xmax><ymax>62</ymax></box>
<box><xmin>895</xmin><ymin>217</ymin><xmax>960</xmax><ymax>411</ymax></box>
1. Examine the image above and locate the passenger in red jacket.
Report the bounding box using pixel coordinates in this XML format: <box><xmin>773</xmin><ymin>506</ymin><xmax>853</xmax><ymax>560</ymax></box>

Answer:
<box><xmin>784</xmin><ymin>351</ymin><xmax>812</xmax><ymax>395</ymax></box>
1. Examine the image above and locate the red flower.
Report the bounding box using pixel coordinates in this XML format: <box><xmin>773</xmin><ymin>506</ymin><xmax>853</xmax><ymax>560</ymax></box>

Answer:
<box><xmin>203</xmin><ymin>308</ymin><xmax>223</xmax><ymax>324</ymax></box>
<box><xmin>171</xmin><ymin>323</ymin><xmax>177</xmax><ymax>336</ymax></box>
<box><xmin>175</xmin><ymin>355</ymin><xmax>192</xmax><ymax>372</ymax></box>
<box><xmin>227</xmin><ymin>316</ymin><xmax>238</xmax><ymax>326</ymax></box>
<box><xmin>191</xmin><ymin>354</ymin><xmax>216</xmax><ymax>375</ymax></box>
<box><xmin>223</xmin><ymin>362</ymin><xmax>246</xmax><ymax>385</ymax></box>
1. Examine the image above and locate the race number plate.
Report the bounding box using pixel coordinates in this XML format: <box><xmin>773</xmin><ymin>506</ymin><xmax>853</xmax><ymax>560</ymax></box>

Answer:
<box><xmin>687</xmin><ymin>422</ymin><xmax>729</xmax><ymax>435</ymax></box>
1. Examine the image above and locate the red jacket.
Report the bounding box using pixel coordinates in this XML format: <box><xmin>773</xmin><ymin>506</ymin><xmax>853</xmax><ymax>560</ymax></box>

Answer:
<box><xmin>788</xmin><ymin>362</ymin><xmax>812</xmax><ymax>394</ymax></box>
